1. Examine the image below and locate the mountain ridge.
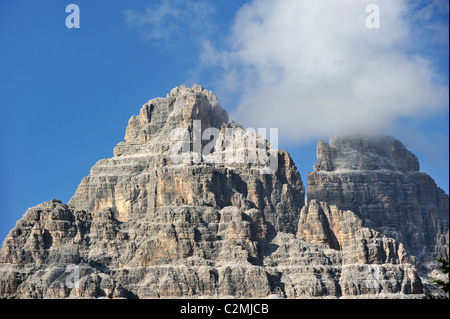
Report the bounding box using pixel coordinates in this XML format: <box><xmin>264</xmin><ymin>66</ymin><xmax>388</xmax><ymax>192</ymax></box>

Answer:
<box><xmin>0</xmin><ymin>85</ymin><xmax>447</xmax><ymax>298</ymax></box>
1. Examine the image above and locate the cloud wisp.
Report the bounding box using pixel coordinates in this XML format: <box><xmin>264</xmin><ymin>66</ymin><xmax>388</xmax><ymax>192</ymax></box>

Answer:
<box><xmin>124</xmin><ymin>0</ymin><xmax>215</xmax><ymax>49</ymax></box>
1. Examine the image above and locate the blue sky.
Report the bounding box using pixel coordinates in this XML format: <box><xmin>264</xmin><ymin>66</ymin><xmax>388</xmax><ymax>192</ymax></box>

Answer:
<box><xmin>0</xmin><ymin>0</ymin><xmax>448</xmax><ymax>243</ymax></box>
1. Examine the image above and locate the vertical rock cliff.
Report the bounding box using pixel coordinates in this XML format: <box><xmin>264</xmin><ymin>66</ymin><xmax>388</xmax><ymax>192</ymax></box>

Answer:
<box><xmin>68</xmin><ymin>84</ymin><xmax>304</xmax><ymax>234</ymax></box>
<box><xmin>0</xmin><ymin>86</ymin><xmax>431</xmax><ymax>299</ymax></box>
<box><xmin>305</xmin><ymin>135</ymin><xmax>449</xmax><ymax>279</ymax></box>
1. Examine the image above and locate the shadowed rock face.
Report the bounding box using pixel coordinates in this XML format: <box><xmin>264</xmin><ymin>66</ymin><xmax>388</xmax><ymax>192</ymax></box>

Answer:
<box><xmin>297</xmin><ymin>200</ymin><xmax>409</xmax><ymax>265</ymax></box>
<box><xmin>67</xmin><ymin>84</ymin><xmax>305</xmax><ymax>234</ymax></box>
<box><xmin>313</xmin><ymin>135</ymin><xmax>420</xmax><ymax>172</ymax></box>
<box><xmin>307</xmin><ymin>135</ymin><xmax>449</xmax><ymax>275</ymax></box>
<box><xmin>0</xmin><ymin>86</ymin><xmax>432</xmax><ymax>299</ymax></box>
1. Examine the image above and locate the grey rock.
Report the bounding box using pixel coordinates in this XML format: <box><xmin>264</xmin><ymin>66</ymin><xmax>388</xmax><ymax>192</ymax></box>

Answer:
<box><xmin>0</xmin><ymin>86</ymin><xmax>430</xmax><ymax>299</ymax></box>
<box><xmin>308</xmin><ymin>135</ymin><xmax>449</xmax><ymax>285</ymax></box>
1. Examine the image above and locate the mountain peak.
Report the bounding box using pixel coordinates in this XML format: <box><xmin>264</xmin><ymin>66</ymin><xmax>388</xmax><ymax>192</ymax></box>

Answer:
<box><xmin>123</xmin><ymin>84</ymin><xmax>228</xmax><ymax>145</ymax></box>
<box><xmin>167</xmin><ymin>84</ymin><xmax>211</xmax><ymax>97</ymax></box>
<box><xmin>314</xmin><ymin>134</ymin><xmax>420</xmax><ymax>172</ymax></box>
<box><xmin>0</xmin><ymin>86</ymin><xmax>447</xmax><ymax>299</ymax></box>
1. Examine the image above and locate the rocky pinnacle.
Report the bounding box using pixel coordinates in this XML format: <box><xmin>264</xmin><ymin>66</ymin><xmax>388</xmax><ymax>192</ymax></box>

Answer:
<box><xmin>1</xmin><ymin>85</ymin><xmax>446</xmax><ymax>299</ymax></box>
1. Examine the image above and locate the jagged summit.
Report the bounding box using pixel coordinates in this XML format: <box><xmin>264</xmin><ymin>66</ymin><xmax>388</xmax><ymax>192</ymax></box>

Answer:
<box><xmin>0</xmin><ymin>85</ymin><xmax>447</xmax><ymax>298</ymax></box>
<box><xmin>314</xmin><ymin>135</ymin><xmax>420</xmax><ymax>172</ymax></box>
<box><xmin>308</xmin><ymin>134</ymin><xmax>449</xmax><ymax>280</ymax></box>
<box><xmin>167</xmin><ymin>84</ymin><xmax>214</xmax><ymax>97</ymax></box>
<box><xmin>122</xmin><ymin>84</ymin><xmax>228</xmax><ymax>146</ymax></box>
<box><xmin>69</xmin><ymin>85</ymin><xmax>304</xmax><ymax>232</ymax></box>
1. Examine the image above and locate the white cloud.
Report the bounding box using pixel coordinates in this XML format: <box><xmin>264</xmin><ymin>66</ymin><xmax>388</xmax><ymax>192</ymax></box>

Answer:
<box><xmin>204</xmin><ymin>0</ymin><xmax>449</xmax><ymax>144</ymax></box>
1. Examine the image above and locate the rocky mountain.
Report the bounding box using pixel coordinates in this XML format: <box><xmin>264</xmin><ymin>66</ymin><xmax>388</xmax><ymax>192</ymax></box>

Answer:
<box><xmin>0</xmin><ymin>85</ymin><xmax>446</xmax><ymax>298</ymax></box>
<box><xmin>307</xmin><ymin>136</ymin><xmax>449</xmax><ymax>277</ymax></box>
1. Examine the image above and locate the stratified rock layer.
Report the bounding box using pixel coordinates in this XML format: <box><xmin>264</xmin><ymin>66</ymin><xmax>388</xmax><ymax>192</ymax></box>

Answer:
<box><xmin>68</xmin><ymin>84</ymin><xmax>304</xmax><ymax>234</ymax></box>
<box><xmin>0</xmin><ymin>86</ymin><xmax>429</xmax><ymax>299</ymax></box>
<box><xmin>307</xmin><ymin>135</ymin><xmax>449</xmax><ymax>277</ymax></box>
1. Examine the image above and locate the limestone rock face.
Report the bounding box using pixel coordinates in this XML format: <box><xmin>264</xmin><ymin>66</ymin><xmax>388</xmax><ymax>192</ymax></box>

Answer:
<box><xmin>0</xmin><ymin>86</ymin><xmax>428</xmax><ymax>299</ymax></box>
<box><xmin>0</xmin><ymin>200</ymin><xmax>421</xmax><ymax>298</ymax></box>
<box><xmin>68</xmin><ymin>84</ymin><xmax>304</xmax><ymax>234</ymax></box>
<box><xmin>297</xmin><ymin>200</ymin><xmax>408</xmax><ymax>264</ymax></box>
<box><xmin>307</xmin><ymin>135</ymin><xmax>449</xmax><ymax>277</ymax></box>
